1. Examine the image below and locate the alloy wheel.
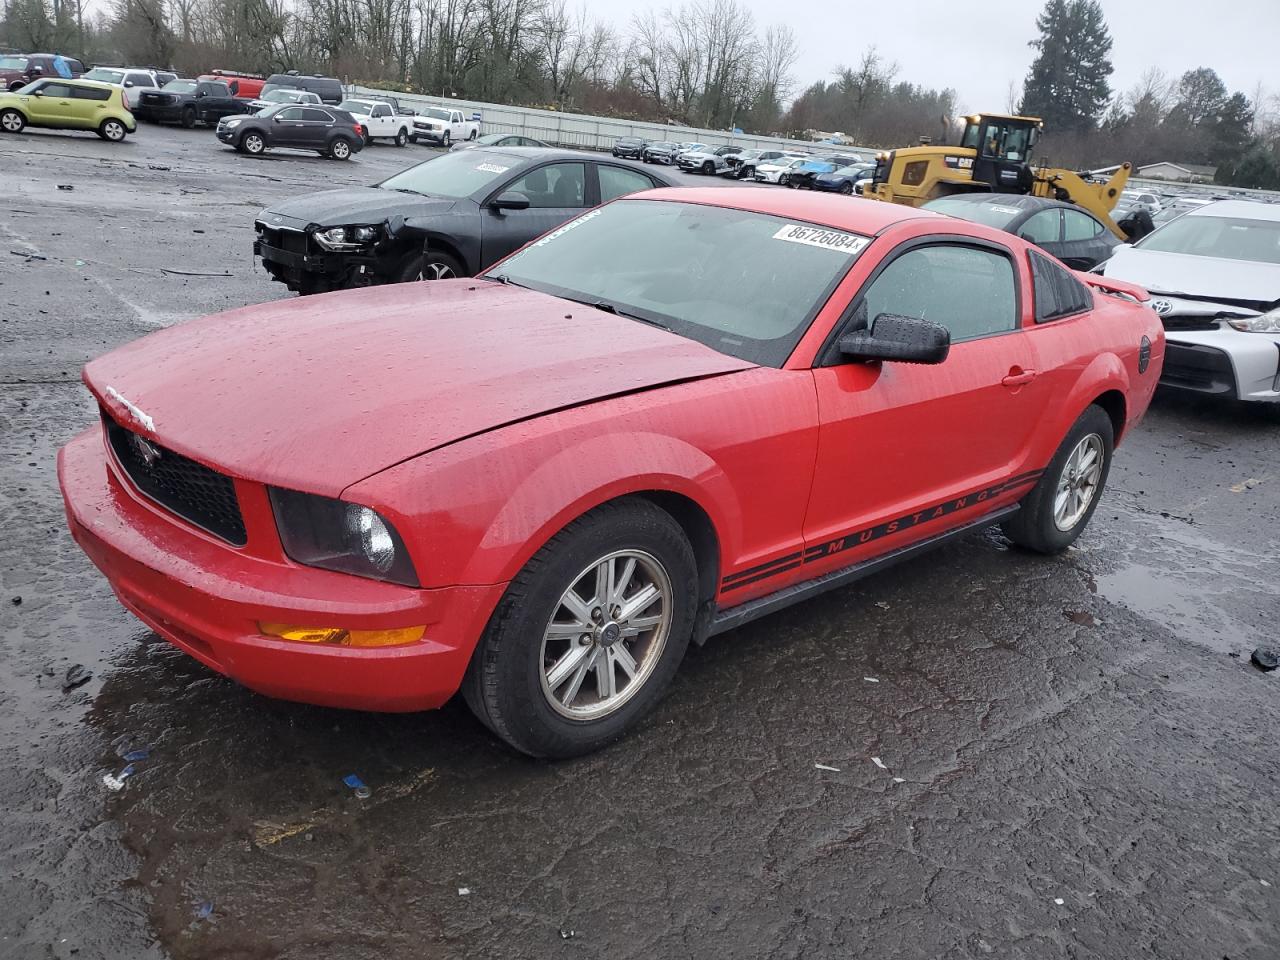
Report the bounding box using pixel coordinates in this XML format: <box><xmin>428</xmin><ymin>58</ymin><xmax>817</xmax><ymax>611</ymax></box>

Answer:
<box><xmin>1</xmin><ymin>111</ymin><xmax>23</xmax><ymax>132</ymax></box>
<box><xmin>538</xmin><ymin>549</ymin><xmax>672</xmax><ymax>720</ymax></box>
<box><xmin>415</xmin><ymin>260</ymin><xmax>456</xmax><ymax>280</ymax></box>
<box><xmin>332</xmin><ymin>140</ymin><xmax>350</xmax><ymax>159</ymax></box>
<box><xmin>1053</xmin><ymin>433</ymin><xmax>1104</xmax><ymax>531</ymax></box>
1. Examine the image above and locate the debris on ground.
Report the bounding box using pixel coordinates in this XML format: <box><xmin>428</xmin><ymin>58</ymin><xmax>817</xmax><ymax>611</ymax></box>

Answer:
<box><xmin>122</xmin><ymin>749</ymin><xmax>150</xmax><ymax>762</ymax></box>
<box><xmin>1064</xmin><ymin>610</ymin><xmax>1100</xmax><ymax>627</ymax></box>
<box><xmin>871</xmin><ymin>757</ymin><xmax>888</xmax><ymax>770</ymax></box>
<box><xmin>559</xmin><ymin>928</ymin><xmax>576</xmax><ymax>940</ymax></box>
<box><xmin>874</xmin><ymin>601</ymin><xmax>890</xmax><ymax>610</ymax></box>
<box><xmin>863</xmin><ymin>677</ymin><xmax>879</xmax><ymax>683</ymax></box>
<box><xmin>1054</xmin><ymin>898</ymin><xmax>1065</xmax><ymax>905</ymax></box>
<box><xmin>458</xmin><ymin>887</ymin><xmax>471</xmax><ymax>896</ymax></box>
<box><xmin>57</xmin><ymin>184</ymin><xmax>73</xmax><ymax>191</ymax></box>
<box><xmin>195</xmin><ymin>901</ymin><xmax>214</xmax><ymax>920</ymax></box>
<box><xmin>10</xmin><ymin>250</ymin><xmax>47</xmax><ymax>261</ymax></box>
<box><xmin>147</xmin><ymin>164</ymin><xmax>171</xmax><ymax>171</ymax></box>
<box><xmin>892</xmin><ymin>777</ymin><xmax>905</xmax><ymax>783</ymax></box>
<box><xmin>103</xmin><ymin>763</ymin><xmax>135</xmax><ymax>792</ymax></box>
<box><xmin>159</xmin><ymin>268</ymin><xmax>233</xmax><ymax>278</ymax></box>
<box><xmin>61</xmin><ymin>664</ymin><xmax>92</xmax><ymax>692</ymax></box>
<box><xmin>1230</xmin><ymin>478</ymin><xmax>1264</xmax><ymax>493</ymax></box>
<box><xmin>1261</xmin><ymin>879</ymin><xmax>1272</xmax><ymax>887</ymax></box>
<box><xmin>342</xmin><ymin>774</ymin><xmax>372</xmax><ymax>799</ymax></box>
<box><xmin>1251</xmin><ymin>647</ymin><xmax>1278</xmax><ymax>672</ymax></box>
<box><xmin>10</xmin><ymin>596</ymin><xmax>19</xmax><ymax>605</ymax></box>
<box><xmin>814</xmin><ymin>763</ymin><xmax>841</xmax><ymax>772</ymax></box>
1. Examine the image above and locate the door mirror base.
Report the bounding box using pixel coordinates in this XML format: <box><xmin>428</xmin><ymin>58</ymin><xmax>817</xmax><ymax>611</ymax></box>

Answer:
<box><xmin>839</xmin><ymin>314</ymin><xmax>950</xmax><ymax>365</ymax></box>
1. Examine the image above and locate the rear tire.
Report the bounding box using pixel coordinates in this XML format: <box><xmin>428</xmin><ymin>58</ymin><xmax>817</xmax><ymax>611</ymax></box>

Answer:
<box><xmin>329</xmin><ymin>138</ymin><xmax>353</xmax><ymax>160</ymax></box>
<box><xmin>1002</xmin><ymin>405</ymin><xmax>1114</xmax><ymax>554</ymax></box>
<box><xmin>0</xmin><ymin>108</ymin><xmax>25</xmax><ymax>134</ymax></box>
<box><xmin>468</xmin><ymin>128</ymin><xmax>477</xmax><ymax>140</ymax></box>
<box><xmin>98</xmin><ymin>118</ymin><xmax>127</xmax><ymax>142</ymax></box>
<box><xmin>463</xmin><ymin>498</ymin><xmax>698</xmax><ymax>758</ymax></box>
<box><xmin>394</xmin><ymin>127</ymin><xmax>408</xmax><ymax>147</ymax></box>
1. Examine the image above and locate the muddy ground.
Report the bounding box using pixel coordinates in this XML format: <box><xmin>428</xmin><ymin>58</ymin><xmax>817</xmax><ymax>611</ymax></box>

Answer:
<box><xmin>1</xmin><ymin>125</ymin><xmax>1279</xmax><ymax>960</ymax></box>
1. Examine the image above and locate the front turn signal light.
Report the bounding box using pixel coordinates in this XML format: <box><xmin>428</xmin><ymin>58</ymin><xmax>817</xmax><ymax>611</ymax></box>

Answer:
<box><xmin>259</xmin><ymin>623</ymin><xmax>425</xmax><ymax>648</ymax></box>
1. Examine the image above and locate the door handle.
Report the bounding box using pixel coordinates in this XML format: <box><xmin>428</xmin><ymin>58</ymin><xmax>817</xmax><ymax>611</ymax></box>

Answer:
<box><xmin>1001</xmin><ymin>367</ymin><xmax>1038</xmax><ymax>387</ymax></box>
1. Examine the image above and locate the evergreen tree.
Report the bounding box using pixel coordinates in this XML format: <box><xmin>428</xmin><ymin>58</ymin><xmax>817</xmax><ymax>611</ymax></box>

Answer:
<box><xmin>1019</xmin><ymin>0</ymin><xmax>1114</xmax><ymax>134</ymax></box>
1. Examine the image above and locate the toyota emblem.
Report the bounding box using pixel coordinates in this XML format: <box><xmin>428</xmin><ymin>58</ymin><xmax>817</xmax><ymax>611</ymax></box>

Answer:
<box><xmin>1151</xmin><ymin>298</ymin><xmax>1174</xmax><ymax>316</ymax></box>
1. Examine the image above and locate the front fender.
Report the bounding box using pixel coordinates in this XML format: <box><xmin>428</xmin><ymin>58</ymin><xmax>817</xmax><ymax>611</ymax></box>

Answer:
<box><xmin>466</xmin><ymin>431</ymin><xmax>738</xmax><ymax>586</ymax></box>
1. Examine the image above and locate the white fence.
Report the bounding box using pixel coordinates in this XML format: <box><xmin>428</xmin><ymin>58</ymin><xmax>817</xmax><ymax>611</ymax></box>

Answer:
<box><xmin>348</xmin><ymin>84</ymin><xmax>876</xmax><ymax>158</ymax></box>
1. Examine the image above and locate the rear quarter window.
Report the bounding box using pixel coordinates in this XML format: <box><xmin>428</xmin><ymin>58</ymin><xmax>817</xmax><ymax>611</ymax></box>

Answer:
<box><xmin>1030</xmin><ymin>251</ymin><xmax>1093</xmax><ymax>322</ymax></box>
<box><xmin>72</xmin><ymin>85</ymin><xmax>111</xmax><ymax>101</ymax></box>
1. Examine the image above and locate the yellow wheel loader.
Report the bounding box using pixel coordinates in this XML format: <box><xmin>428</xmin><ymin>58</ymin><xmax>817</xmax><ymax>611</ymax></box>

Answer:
<box><xmin>865</xmin><ymin>113</ymin><xmax>1136</xmax><ymax>240</ymax></box>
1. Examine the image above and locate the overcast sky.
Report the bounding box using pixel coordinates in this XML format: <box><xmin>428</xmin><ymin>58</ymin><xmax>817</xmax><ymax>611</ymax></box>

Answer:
<box><xmin>601</xmin><ymin>0</ymin><xmax>1277</xmax><ymax>115</ymax></box>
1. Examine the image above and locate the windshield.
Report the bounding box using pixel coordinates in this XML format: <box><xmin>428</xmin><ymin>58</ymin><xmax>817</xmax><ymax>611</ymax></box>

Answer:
<box><xmin>379</xmin><ymin>150</ymin><xmax>516</xmax><ymax>199</ymax></box>
<box><xmin>251</xmin><ymin>103</ymin><xmax>286</xmax><ymax>118</ymax></box>
<box><xmin>84</xmin><ymin>68</ymin><xmax>125</xmax><ymax>84</ymax></box>
<box><xmin>924</xmin><ymin>196</ymin><xmax>1025</xmax><ymax>229</ymax></box>
<box><xmin>162</xmin><ymin>80</ymin><xmax>197</xmax><ymax>93</ymax></box>
<box><xmin>485</xmin><ymin>200</ymin><xmax>870</xmax><ymax>366</ymax></box>
<box><xmin>834</xmin><ymin>165</ymin><xmax>869</xmax><ymax>176</ymax></box>
<box><xmin>259</xmin><ymin>82</ymin><xmax>302</xmax><ymax>98</ymax></box>
<box><xmin>421</xmin><ymin>108</ymin><xmax>451</xmax><ymax>121</ymax></box>
<box><xmin>338</xmin><ymin>98</ymin><xmax>373</xmax><ymax>112</ymax></box>
<box><xmin>266</xmin><ymin>90</ymin><xmax>308</xmax><ymax>103</ymax></box>
<box><xmin>1137</xmin><ymin>214</ymin><xmax>1280</xmax><ymax>265</ymax></box>
<box><xmin>0</xmin><ymin>56</ymin><xmax>28</xmax><ymax>71</ymax></box>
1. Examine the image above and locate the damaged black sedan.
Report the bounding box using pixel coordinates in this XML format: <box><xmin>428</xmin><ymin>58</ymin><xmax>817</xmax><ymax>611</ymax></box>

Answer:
<box><xmin>253</xmin><ymin>147</ymin><xmax>675</xmax><ymax>294</ymax></box>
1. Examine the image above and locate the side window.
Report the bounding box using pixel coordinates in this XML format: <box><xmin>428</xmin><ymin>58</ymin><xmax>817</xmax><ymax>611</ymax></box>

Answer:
<box><xmin>276</xmin><ymin>107</ymin><xmax>306</xmax><ymax>121</ymax></box>
<box><xmin>126</xmin><ymin>72</ymin><xmax>151</xmax><ymax>87</ymax></box>
<box><xmin>862</xmin><ymin>244</ymin><xmax>1018</xmax><ymax>342</ymax></box>
<box><xmin>72</xmin><ymin>85</ymin><xmax>110</xmax><ymax>101</ymax></box>
<box><xmin>504</xmin><ymin>162</ymin><xmax>587</xmax><ymax>208</ymax></box>
<box><xmin>228</xmin><ymin>79</ymin><xmax>239</xmax><ymax>95</ymax></box>
<box><xmin>598</xmin><ymin>165</ymin><xmax>657</xmax><ymax>202</ymax></box>
<box><xmin>371</xmin><ymin>104</ymin><xmax>389</xmax><ymax>117</ymax></box>
<box><xmin>1030</xmin><ymin>251</ymin><xmax>1093</xmax><ymax>322</ymax></box>
<box><xmin>39</xmin><ymin>82</ymin><xmax>74</xmax><ymax>98</ymax></box>
<box><xmin>1062</xmin><ymin>209</ymin><xmax>1102</xmax><ymax>242</ymax></box>
<box><xmin>299</xmin><ymin>108</ymin><xmax>332</xmax><ymax>122</ymax></box>
<box><xmin>1019</xmin><ymin>209</ymin><xmax>1061</xmax><ymax>245</ymax></box>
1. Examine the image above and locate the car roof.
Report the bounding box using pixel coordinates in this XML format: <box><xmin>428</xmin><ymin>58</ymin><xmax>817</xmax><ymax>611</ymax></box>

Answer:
<box><xmin>636</xmin><ymin>188</ymin><xmax>938</xmax><ymax>234</ymax></box>
<box><xmin>1187</xmin><ymin>199</ymin><xmax>1280</xmax><ymax>221</ymax></box>
<box><xmin>935</xmin><ymin>193</ymin><xmax>1066</xmax><ymax>212</ymax></box>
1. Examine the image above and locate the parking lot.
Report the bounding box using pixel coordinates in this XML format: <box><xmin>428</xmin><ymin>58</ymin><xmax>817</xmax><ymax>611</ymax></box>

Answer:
<box><xmin>3</xmin><ymin>123</ymin><xmax>1280</xmax><ymax>960</ymax></box>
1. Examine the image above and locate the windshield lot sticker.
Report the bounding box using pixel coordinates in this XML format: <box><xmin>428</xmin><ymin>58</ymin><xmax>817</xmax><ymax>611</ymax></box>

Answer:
<box><xmin>772</xmin><ymin>224</ymin><xmax>868</xmax><ymax>255</ymax></box>
<box><xmin>986</xmin><ymin>204</ymin><xmax>1021</xmax><ymax>215</ymax></box>
<box><xmin>475</xmin><ymin>163</ymin><xmax>510</xmax><ymax>174</ymax></box>
<box><xmin>533</xmin><ymin>209</ymin><xmax>602</xmax><ymax>246</ymax></box>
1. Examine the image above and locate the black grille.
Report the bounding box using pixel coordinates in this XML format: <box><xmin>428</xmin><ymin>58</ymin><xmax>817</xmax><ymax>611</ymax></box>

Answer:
<box><xmin>258</xmin><ymin>226</ymin><xmax>309</xmax><ymax>255</ymax></box>
<box><xmin>103</xmin><ymin>411</ymin><xmax>247</xmax><ymax>545</ymax></box>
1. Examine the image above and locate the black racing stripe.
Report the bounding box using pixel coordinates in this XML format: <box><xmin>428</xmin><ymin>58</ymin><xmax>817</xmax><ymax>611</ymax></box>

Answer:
<box><xmin>719</xmin><ymin>469</ymin><xmax>1046</xmax><ymax>592</ymax></box>
<box><xmin>722</xmin><ymin>551</ymin><xmax>804</xmax><ymax>585</ymax></box>
<box><xmin>721</xmin><ymin>560</ymin><xmax>804</xmax><ymax>592</ymax></box>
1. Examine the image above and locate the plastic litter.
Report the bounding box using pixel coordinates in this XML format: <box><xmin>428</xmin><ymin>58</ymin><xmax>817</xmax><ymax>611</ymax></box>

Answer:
<box><xmin>814</xmin><ymin>763</ymin><xmax>841</xmax><ymax>772</ymax></box>
<box><xmin>1251</xmin><ymin>647</ymin><xmax>1278</xmax><ymax>672</ymax></box>
<box><xmin>874</xmin><ymin>601</ymin><xmax>890</xmax><ymax>610</ymax></box>
<box><xmin>892</xmin><ymin>777</ymin><xmax>905</xmax><ymax>783</ymax></box>
<box><xmin>122</xmin><ymin>749</ymin><xmax>150</xmax><ymax>762</ymax></box>
<box><xmin>863</xmin><ymin>677</ymin><xmax>879</xmax><ymax>683</ymax></box>
<box><xmin>57</xmin><ymin>184</ymin><xmax>74</xmax><ymax>191</ymax></box>
<box><xmin>195</xmin><ymin>901</ymin><xmax>213</xmax><ymax>920</ymax></box>
<box><xmin>61</xmin><ymin>664</ymin><xmax>92</xmax><ymax>692</ymax></box>
<box><xmin>1261</xmin><ymin>879</ymin><xmax>1271</xmax><ymax>887</ymax></box>
<box><xmin>871</xmin><ymin>757</ymin><xmax>888</xmax><ymax>770</ymax></box>
<box><xmin>1054</xmin><ymin>898</ymin><xmax>1064</xmax><ymax>905</ymax></box>
<box><xmin>103</xmin><ymin>763</ymin><xmax>136</xmax><ymax>792</ymax></box>
<box><xmin>559</xmin><ymin>928</ymin><xmax>576</xmax><ymax>940</ymax></box>
<box><xmin>75</xmin><ymin>259</ymin><xmax>86</xmax><ymax>267</ymax></box>
<box><xmin>458</xmin><ymin>887</ymin><xmax>471</xmax><ymax>896</ymax></box>
<box><xmin>1230</xmin><ymin>478</ymin><xmax>1263</xmax><ymax>492</ymax></box>
<box><xmin>1064</xmin><ymin>610</ymin><xmax>1099</xmax><ymax>627</ymax></box>
<box><xmin>10</xmin><ymin>596</ymin><xmax>19</xmax><ymax>605</ymax></box>
<box><xmin>342</xmin><ymin>774</ymin><xmax>372</xmax><ymax>799</ymax></box>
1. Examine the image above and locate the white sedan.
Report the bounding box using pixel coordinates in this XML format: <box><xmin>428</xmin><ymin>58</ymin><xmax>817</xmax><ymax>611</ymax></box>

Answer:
<box><xmin>1098</xmin><ymin>199</ymin><xmax>1280</xmax><ymax>404</ymax></box>
<box><xmin>753</xmin><ymin>155</ymin><xmax>806</xmax><ymax>184</ymax></box>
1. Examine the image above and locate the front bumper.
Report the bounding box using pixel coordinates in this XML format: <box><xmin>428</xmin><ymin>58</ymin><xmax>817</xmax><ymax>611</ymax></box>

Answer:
<box><xmin>413</xmin><ymin>126</ymin><xmax>446</xmax><ymax>144</ymax></box>
<box><xmin>613</xmin><ymin>147</ymin><xmax>642</xmax><ymax>158</ymax></box>
<box><xmin>253</xmin><ymin>233</ymin><xmax>376</xmax><ymax>288</ymax></box>
<box><xmin>1161</xmin><ymin>326</ymin><xmax>1280</xmax><ymax>402</ymax></box>
<box><xmin>58</xmin><ymin>428</ymin><xmax>505</xmax><ymax>712</ymax></box>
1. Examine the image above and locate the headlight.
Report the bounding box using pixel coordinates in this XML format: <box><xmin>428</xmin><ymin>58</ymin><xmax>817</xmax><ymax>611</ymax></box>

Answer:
<box><xmin>312</xmin><ymin>225</ymin><xmax>379</xmax><ymax>251</ymax></box>
<box><xmin>269</xmin><ymin>487</ymin><xmax>419</xmax><ymax>586</ymax></box>
<box><xmin>223</xmin><ymin>116</ymin><xmax>244</xmax><ymax>126</ymax></box>
<box><xmin>1227</xmin><ymin>309</ymin><xmax>1280</xmax><ymax>334</ymax></box>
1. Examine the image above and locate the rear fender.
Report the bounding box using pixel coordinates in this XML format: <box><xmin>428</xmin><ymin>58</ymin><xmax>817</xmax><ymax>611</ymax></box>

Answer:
<box><xmin>1056</xmin><ymin>352</ymin><xmax>1131</xmax><ymax>448</ymax></box>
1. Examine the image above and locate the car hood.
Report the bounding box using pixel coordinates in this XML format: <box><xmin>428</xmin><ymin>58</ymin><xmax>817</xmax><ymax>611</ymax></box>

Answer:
<box><xmin>259</xmin><ymin>187</ymin><xmax>458</xmax><ymax>229</ymax></box>
<box><xmin>1103</xmin><ymin>245</ymin><xmax>1280</xmax><ymax>305</ymax></box>
<box><xmin>84</xmin><ymin>281</ymin><xmax>756</xmax><ymax>496</ymax></box>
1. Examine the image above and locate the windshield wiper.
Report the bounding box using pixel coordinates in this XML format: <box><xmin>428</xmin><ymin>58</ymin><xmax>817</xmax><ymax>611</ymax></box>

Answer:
<box><xmin>481</xmin><ymin>273</ymin><xmax>535</xmax><ymax>290</ymax></box>
<box><xmin>587</xmin><ymin>299</ymin><xmax>671</xmax><ymax>331</ymax></box>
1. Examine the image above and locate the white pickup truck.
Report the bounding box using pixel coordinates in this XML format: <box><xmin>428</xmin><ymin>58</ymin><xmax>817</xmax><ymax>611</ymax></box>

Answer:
<box><xmin>336</xmin><ymin>97</ymin><xmax>414</xmax><ymax>147</ymax></box>
<box><xmin>411</xmin><ymin>106</ymin><xmax>479</xmax><ymax>147</ymax></box>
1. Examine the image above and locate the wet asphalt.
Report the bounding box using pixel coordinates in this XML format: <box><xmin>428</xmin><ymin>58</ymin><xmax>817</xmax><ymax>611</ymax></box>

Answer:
<box><xmin>2</xmin><ymin>125</ymin><xmax>1279</xmax><ymax>960</ymax></box>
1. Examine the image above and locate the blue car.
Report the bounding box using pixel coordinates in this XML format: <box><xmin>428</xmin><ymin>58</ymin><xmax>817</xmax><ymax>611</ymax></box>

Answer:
<box><xmin>786</xmin><ymin>154</ymin><xmax>862</xmax><ymax>189</ymax></box>
<box><xmin>812</xmin><ymin>162</ymin><xmax>876</xmax><ymax>195</ymax></box>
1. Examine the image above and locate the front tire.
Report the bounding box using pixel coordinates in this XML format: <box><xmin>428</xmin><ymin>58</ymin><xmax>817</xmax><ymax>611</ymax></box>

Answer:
<box><xmin>240</xmin><ymin>131</ymin><xmax>265</xmax><ymax>155</ymax></box>
<box><xmin>98</xmin><ymin>118</ymin><xmax>127</xmax><ymax>142</ymax></box>
<box><xmin>180</xmin><ymin>106</ymin><xmax>196</xmax><ymax>129</ymax></box>
<box><xmin>839</xmin><ymin>181</ymin><xmax>853</xmax><ymax>195</ymax></box>
<box><xmin>395</xmin><ymin>248</ymin><xmax>464</xmax><ymax>282</ymax></box>
<box><xmin>464</xmin><ymin>499</ymin><xmax>698</xmax><ymax>758</ymax></box>
<box><xmin>442</xmin><ymin>130</ymin><xmax>450</xmax><ymax>147</ymax></box>
<box><xmin>1002</xmin><ymin>405</ymin><xmax>1114</xmax><ymax>554</ymax></box>
<box><xmin>0</xmin><ymin>108</ymin><xmax>25</xmax><ymax>134</ymax></box>
<box><xmin>702</xmin><ymin>160</ymin><xmax>715</xmax><ymax>175</ymax></box>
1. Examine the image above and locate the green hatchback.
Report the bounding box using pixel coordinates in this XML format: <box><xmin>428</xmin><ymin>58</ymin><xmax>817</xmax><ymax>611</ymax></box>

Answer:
<box><xmin>0</xmin><ymin>77</ymin><xmax>136</xmax><ymax>141</ymax></box>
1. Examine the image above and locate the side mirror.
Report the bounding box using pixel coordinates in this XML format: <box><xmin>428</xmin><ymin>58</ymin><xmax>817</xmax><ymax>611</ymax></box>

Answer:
<box><xmin>32</xmin><ymin>89</ymin><xmax>44</xmax><ymax>96</ymax></box>
<box><xmin>491</xmin><ymin>191</ymin><xmax>531</xmax><ymax>212</ymax></box>
<box><xmin>124</xmin><ymin>81</ymin><xmax>134</xmax><ymax>88</ymax></box>
<box><xmin>839</xmin><ymin>313</ymin><xmax>950</xmax><ymax>365</ymax></box>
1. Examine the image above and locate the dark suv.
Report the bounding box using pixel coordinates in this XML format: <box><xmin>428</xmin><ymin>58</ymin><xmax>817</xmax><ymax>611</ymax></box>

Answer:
<box><xmin>134</xmin><ymin>79</ymin><xmax>253</xmax><ymax>127</ymax></box>
<box><xmin>0</xmin><ymin>53</ymin><xmax>86</xmax><ymax>91</ymax></box>
<box><xmin>215</xmin><ymin>104</ymin><xmax>364</xmax><ymax>160</ymax></box>
<box><xmin>260</xmin><ymin>73</ymin><xmax>343</xmax><ymax>105</ymax></box>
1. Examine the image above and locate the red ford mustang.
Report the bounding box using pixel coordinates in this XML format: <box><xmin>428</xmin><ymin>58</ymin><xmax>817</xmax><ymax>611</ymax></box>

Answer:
<box><xmin>58</xmin><ymin>189</ymin><xmax>1163</xmax><ymax>757</ymax></box>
